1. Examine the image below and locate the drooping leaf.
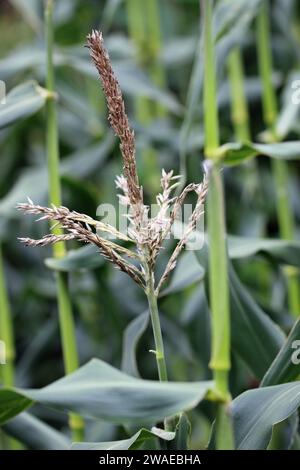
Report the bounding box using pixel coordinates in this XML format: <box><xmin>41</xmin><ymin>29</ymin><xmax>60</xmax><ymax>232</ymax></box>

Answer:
<box><xmin>0</xmin><ymin>81</ymin><xmax>47</xmax><ymax>129</ymax></box>
<box><xmin>228</xmin><ymin>235</ymin><xmax>300</xmax><ymax>267</ymax></box>
<box><xmin>2</xmin><ymin>412</ymin><xmax>70</xmax><ymax>450</ymax></box>
<box><xmin>71</xmin><ymin>426</ymin><xmax>175</xmax><ymax>450</ymax></box>
<box><xmin>232</xmin><ymin>381</ymin><xmax>300</xmax><ymax>449</ymax></box>
<box><xmin>220</xmin><ymin>141</ymin><xmax>300</xmax><ymax>166</ymax></box>
<box><xmin>0</xmin><ymin>359</ymin><xmax>213</xmax><ymax>425</ymax></box>
<box><xmin>45</xmin><ymin>245</ymin><xmax>104</xmax><ymax>272</ymax></box>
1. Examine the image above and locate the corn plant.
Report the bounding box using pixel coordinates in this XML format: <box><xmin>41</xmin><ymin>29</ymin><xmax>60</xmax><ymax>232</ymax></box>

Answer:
<box><xmin>0</xmin><ymin>0</ymin><xmax>300</xmax><ymax>453</ymax></box>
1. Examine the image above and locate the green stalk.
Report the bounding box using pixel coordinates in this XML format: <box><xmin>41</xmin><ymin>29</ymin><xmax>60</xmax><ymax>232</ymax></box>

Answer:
<box><xmin>0</xmin><ymin>244</ymin><xmax>16</xmax><ymax>449</ymax></box>
<box><xmin>202</xmin><ymin>0</ymin><xmax>231</xmax><ymax>397</ymax></box>
<box><xmin>202</xmin><ymin>0</ymin><xmax>233</xmax><ymax>448</ymax></box>
<box><xmin>45</xmin><ymin>0</ymin><xmax>84</xmax><ymax>441</ymax></box>
<box><xmin>144</xmin><ymin>0</ymin><xmax>167</xmax><ymax>118</ymax></box>
<box><xmin>126</xmin><ymin>0</ymin><xmax>163</xmax><ymax>192</ymax></box>
<box><xmin>0</xmin><ymin>244</ymin><xmax>15</xmax><ymax>388</ymax></box>
<box><xmin>227</xmin><ymin>47</ymin><xmax>251</xmax><ymax>143</ymax></box>
<box><xmin>143</xmin><ymin>254</ymin><xmax>174</xmax><ymax>431</ymax></box>
<box><xmin>257</xmin><ymin>1</ymin><xmax>300</xmax><ymax>317</ymax></box>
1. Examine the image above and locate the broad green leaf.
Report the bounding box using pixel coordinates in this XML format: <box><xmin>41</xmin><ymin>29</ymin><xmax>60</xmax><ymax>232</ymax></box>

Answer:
<box><xmin>46</xmin><ymin>245</ymin><xmax>104</xmax><ymax>272</ymax></box>
<box><xmin>71</xmin><ymin>427</ymin><xmax>175</xmax><ymax>450</ymax></box>
<box><xmin>220</xmin><ymin>141</ymin><xmax>300</xmax><ymax>166</ymax></box>
<box><xmin>121</xmin><ymin>312</ymin><xmax>149</xmax><ymax>377</ymax></box>
<box><xmin>232</xmin><ymin>381</ymin><xmax>300</xmax><ymax>449</ymax></box>
<box><xmin>261</xmin><ymin>318</ymin><xmax>300</xmax><ymax>387</ymax></box>
<box><xmin>228</xmin><ymin>235</ymin><xmax>300</xmax><ymax>267</ymax></box>
<box><xmin>2</xmin><ymin>412</ymin><xmax>70</xmax><ymax>450</ymax></box>
<box><xmin>0</xmin><ymin>81</ymin><xmax>47</xmax><ymax>129</ymax></box>
<box><xmin>0</xmin><ymin>359</ymin><xmax>213</xmax><ymax>425</ymax></box>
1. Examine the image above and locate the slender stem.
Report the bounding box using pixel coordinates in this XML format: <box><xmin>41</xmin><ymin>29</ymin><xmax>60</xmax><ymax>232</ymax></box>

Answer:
<box><xmin>227</xmin><ymin>47</ymin><xmax>251</xmax><ymax>143</ymax></box>
<box><xmin>143</xmin><ymin>255</ymin><xmax>174</xmax><ymax>431</ymax></box>
<box><xmin>45</xmin><ymin>0</ymin><xmax>84</xmax><ymax>440</ymax></box>
<box><xmin>0</xmin><ymin>244</ymin><xmax>15</xmax><ymax>388</ymax></box>
<box><xmin>257</xmin><ymin>1</ymin><xmax>300</xmax><ymax>317</ymax></box>
<box><xmin>146</xmin><ymin>275</ymin><xmax>168</xmax><ymax>383</ymax></box>
<box><xmin>207</xmin><ymin>166</ymin><xmax>231</xmax><ymax>399</ymax></box>
<box><xmin>202</xmin><ymin>0</ymin><xmax>231</xmax><ymax>396</ymax></box>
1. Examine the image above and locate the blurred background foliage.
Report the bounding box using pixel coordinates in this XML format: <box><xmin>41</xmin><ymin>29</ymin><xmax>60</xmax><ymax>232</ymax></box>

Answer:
<box><xmin>0</xmin><ymin>0</ymin><xmax>300</xmax><ymax>449</ymax></box>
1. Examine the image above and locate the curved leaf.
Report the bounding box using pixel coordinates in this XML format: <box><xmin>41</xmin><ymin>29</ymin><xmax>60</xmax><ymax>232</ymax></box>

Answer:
<box><xmin>46</xmin><ymin>245</ymin><xmax>104</xmax><ymax>272</ymax></box>
<box><xmin>232</xmin><ymin>381</ymin><xmax>300</xmax><ymax>449</ymax></box>
<box><xmin>228</xmin><ymin>235</ymin><xmax>300</xmax><ymax>267</ymax></box>
<box><xmin>0</xmin><ymin>81</ymin><xmax>47</xmax><ymax>129</ymax></box>
<box><xmin>2</xmin><ymin>412</ymin><xmax>70</xmax><ymax>450</ymax></box>
<box><xmin>121</xmin><ymin>312</ymin><xmax>149</xmax><ymax>377</ymax></box>
<box><xmin>71</xmin><ymin>426</ymin><xmax>174</xmax><ymax>450</ymax></box>
<box><xmin>220</xmin><ymin>141</ymin><xmax>300</xmax><ymax>166</ymax></box>
<box><xmin>261</xmin><ymin>318</ymin><xmax>300</xmax><ymax>387</ymax></box>
<box><xmin>0</xmin><ymin>359</ymin><xmax>213</xmax><ymax>425</ymax></box>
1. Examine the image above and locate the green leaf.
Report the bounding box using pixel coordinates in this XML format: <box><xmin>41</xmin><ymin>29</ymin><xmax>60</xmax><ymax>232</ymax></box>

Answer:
<box><xmin>0</xmin><ymin>136</ymin><xmax>114</xmax><ymax>217</ymax></box>
<box><xmin>261</xmin><ymin>318</ymin><xmax>300</xmax><ymax>387</ymax></box>
<box><xmin>196</xmin><ymin>245</ymin><xmax>285</xmax><ymax>379</ymax></box>
<box><xmin>214</xmin><ymin>0</ymin><xmax>262</xmax><ymax>43</ymax></box>
<box><xmin>71</xmin><ymin>427</ymin><xmax>175</xmax><ymax>450</ymax></box>
<box><xmin>229</xmin><ymin>264</ymin><xmax>285</xmax><ymax>378</ymax></box>
<box><xmin>121</xmin><ymin>312</ymin><xmax>149</xmax><ymax>377</ymax></box>
<box><xmin>220</xmin><ymin>141</ymin><xmax>300</xmax><ymax>166</ymax></box>
<box><xmin>160</xmin><ymin>252</ymin><xmax>205</xmax><ymax>297</ymax></box>
<box><xmin>0</xmin><ymin>81</ymin><xmax>47</xmax><ymax>129</ymax></box>
<box><xmin>0</xmin><ymin>359</ymin><xmax>213</xmax><ymax>425</ymax></box>
<box><xmin>2</xmin><ymin>412</ymin><xmax>70</xmax><ymax>450</ymax></box>
<box><xmin>45</xmin><ymin>245</ymin><xmax>104</xmax><ymax>272</ymax></box>
<box><xmin>232</xmin><ymin>381</ymin><xmax>300</xmax><ymax>449</ymax></box>
<box><xmin>228</xmin><ymin>235</ymin><xmax>300</xmax><ymax>267</ymax></box>
<box><xmin>169</xmin><ymin>413</ymin><xmax>191</xmax><ymax>450</ymax></box>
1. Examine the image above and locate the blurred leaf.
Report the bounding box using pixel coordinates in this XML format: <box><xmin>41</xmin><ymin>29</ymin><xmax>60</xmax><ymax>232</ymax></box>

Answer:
<box><xmin>196</xmin><ymin>245</ymin><xmax>285</xmax><ymax>379</ymax></box>
<box><xmin>229</xmin><ymin>264</ymin><xmax>285</xmax><ymax>379</ymax></box>
<box><xmin>232</xmin><ymin>381</ymin><xmax>300</xmax><ymax>449</ymax></box>
<box><xmin>261</xmin><ymin>318</ymin><xmax>300</xmax><ymax>387</ymax></box>
<box><xmin>121</xmin><ymin>312</ymin><xmax>149</xmax><ymax>377</ymax></box>
<box><xmin>0</xmin><ymin>81</ymin><xmax>47</xmax><ymax>129</ymax></box>
<box><xmin>228</xmin><ymin>235</ymin><xmax>300</xmax><ymax>267</ymax></box>
<box><xmin>0</xmin><ymin>135</ymin><xmax>114</xmax><ymax>217</ymax></box>
<box><xmin>160</xmin><ymin>252</ymin><xmax>205</xmax><ymax>297</ymax></box>
<box><xmin>275</xmin><ymin>71</ymin><xmax>300</xmax><ymax>140</ymax></box>
<box><xmin>214</xmin><ymin>0</ymin><xmax>262</xmax><ymax>43</ymax></box>
<box><xmin>45</xmin><ymin>245</ymin><xmax>104</xmax><ymax>272</ymax></box>
<box><xmin>10</xmin><ymin>0</ymin><xmax>42</xmax><ymax>33</ymax></box>
<box><xmin>220</xmin><ymin>141</ymin><xmax>300</xmax><ymax>165</ymax></box>
<box><xmin>2</xmin><ymin>412</ymin><xmax>69</xmax><ymax>450</ymax></box>
<box><xmin>169</xmin><ymin>413</ymin><xmax>191</xmax><ymax>450</ymax></box>
<box><xmin>0</xmin><ymin>359</ymin><xmax>213</xmax><ymax>425</ymax></box>
<box><xmin>71</xmin><ymin>426</ymin><xmax>175</xmax><ymax>450</ymax></box>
